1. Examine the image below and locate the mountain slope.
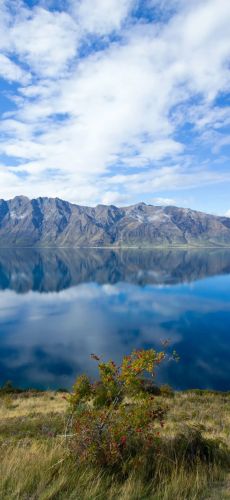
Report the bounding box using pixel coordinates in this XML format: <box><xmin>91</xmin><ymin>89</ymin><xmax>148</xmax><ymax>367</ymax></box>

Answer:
<box><xmin>0</xmin><ymin>196</ymin><xmax>230</xmax><ymax>247</ymax></box>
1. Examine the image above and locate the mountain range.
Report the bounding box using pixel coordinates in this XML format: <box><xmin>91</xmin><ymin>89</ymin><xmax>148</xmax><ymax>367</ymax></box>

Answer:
<box><xmin>0</xmin><ymin>196</ymin><xmax>230</xmax><ymax>247</ymax></box>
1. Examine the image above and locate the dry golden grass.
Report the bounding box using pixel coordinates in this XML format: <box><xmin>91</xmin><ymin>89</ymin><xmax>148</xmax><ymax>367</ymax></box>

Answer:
<box><xmin>2</xmin><ymin>390</ymin><xmax>229</xmax><ymax>441</ymax></box>
<box><xmin>0</xmin><ymin>390</ymin><xmax>229</xmax><ymax>499</ymax></box>
<box><xmin>0</xmin><ymin>391</ymin><xmax>66</xmax><ymax>419</ymax></box>
<box><xmin>165</xmin><ymin>392</ymin><xmax>230</xmax><ymax>447</ymax></box>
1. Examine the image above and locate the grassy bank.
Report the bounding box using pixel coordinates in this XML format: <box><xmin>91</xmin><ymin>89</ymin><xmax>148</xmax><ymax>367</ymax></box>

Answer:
<box><xmin>0</xmin><ymin>389</ymin><xmax>229</xmax><ymax>499</ymax></box>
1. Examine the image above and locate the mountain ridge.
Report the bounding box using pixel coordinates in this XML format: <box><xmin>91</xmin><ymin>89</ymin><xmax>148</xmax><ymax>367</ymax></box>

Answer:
<box><xmin>0</xmin><ymin>196</ymin><xmax>230</xmax><ymax>247</ymax></box>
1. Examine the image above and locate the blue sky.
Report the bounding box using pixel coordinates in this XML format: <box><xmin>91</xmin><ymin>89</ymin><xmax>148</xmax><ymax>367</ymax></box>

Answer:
<box><xmin>0</xmin><ymin>0</ymin><xmax>229</xmax><ymax>215</ymax></box>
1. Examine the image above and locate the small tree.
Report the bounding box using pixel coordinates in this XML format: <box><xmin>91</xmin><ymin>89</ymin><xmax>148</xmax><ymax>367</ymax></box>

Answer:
<box><xmin>67</xmin><ymin>349</ymin><xmax>169</xmax><ymax>470</ymax></box>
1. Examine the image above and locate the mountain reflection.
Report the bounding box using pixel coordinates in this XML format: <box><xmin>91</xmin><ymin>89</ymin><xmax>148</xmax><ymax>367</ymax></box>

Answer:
<box><xmin>0</xmin><ymin>248</ymin><xmax>230</xmax><ymax>292</ymax></box>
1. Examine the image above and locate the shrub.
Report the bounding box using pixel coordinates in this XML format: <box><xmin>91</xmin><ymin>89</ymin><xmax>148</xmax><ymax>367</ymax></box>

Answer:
<box><xmin>170</xmin><ymin>425</ymin><xmax>230</xmax><ymax>467</ymax></box>
<box><xmin>67</xmin><ymin>349</ymin><xmax>167</xmax><ymax>471</ymax></box>
<box><xmin>160</xmin><ymin>384</ymin><xmax>174</xmax><ymax>397</ymax></box>
<box><xmin>140</xmin><ymin>379</ymin><xmax>161</xmax><ymax>395</ymax></box>
<box><xmin>0</xmin><ymin>381</ymin><xmax>21</xmax><ymax>395</ymax></box>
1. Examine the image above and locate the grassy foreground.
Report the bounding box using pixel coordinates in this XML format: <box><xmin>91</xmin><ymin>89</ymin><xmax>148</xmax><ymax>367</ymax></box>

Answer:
<box><xmin>0</xmin><ymin>389</ymin><xmax>229</xmax><ymax>499</ymax></box>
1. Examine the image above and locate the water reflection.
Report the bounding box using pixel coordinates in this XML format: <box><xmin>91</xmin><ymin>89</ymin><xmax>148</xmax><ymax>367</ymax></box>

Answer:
<box><xmin>0</xmin><ymin>248</ymin><xmax>230</xmax><ymax>292</ymax></box>
<box><xmin>0</xmin><ymin>249</ymin><xmax>229</xmax><ymax>391</ymax></box>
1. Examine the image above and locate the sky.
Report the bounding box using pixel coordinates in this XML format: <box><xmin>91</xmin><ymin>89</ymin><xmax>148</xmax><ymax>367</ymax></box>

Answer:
<box><xmin>0</xmin><ymin>0</ymin><xmax>229</xmax><ymax>214</ymax></box>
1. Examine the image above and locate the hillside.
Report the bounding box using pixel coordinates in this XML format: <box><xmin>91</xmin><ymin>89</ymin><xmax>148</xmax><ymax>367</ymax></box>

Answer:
<box><xmin>0</xmin><ymin>196</ymin><xmax>230</xmax><ymax>247</ymax></box>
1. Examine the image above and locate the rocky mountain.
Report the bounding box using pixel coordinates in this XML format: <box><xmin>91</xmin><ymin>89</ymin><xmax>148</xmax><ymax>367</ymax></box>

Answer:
<box><xmin>0</xmin><ymin>196</ymin><xmax>230</xmax><ymax>247</ymax></box>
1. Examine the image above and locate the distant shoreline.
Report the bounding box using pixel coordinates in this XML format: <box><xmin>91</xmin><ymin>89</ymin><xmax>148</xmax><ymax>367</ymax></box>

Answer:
<box><xmin>1</xmin><ymin>245</ymin><xmax>230</xmax><ymax>249</ymax></box>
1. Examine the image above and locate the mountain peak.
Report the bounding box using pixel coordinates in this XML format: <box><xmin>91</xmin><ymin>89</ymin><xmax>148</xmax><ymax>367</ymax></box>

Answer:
<box><xmin>0</xmin><ymin>196</ymin><xmax>229</xmax><ymax>247</ymax></box>
<box><xmin>12</xmin><ymin>195</ymin><xmax>30</xmax><ymax>202</ymax></box>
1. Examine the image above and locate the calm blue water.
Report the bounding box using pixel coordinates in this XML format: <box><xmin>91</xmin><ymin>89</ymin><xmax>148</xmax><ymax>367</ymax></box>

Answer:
<box><xmin>0</xmin><ymin>248</ymin><xmax>229</xmax><ymax>391</ymax></box>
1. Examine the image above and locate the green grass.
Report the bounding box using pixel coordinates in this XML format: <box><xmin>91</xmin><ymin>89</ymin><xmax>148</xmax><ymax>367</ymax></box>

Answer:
<box><xmin>0</xmin><ymin>390</ymin><xmax>229</xmax><ymax>499</ymax></box>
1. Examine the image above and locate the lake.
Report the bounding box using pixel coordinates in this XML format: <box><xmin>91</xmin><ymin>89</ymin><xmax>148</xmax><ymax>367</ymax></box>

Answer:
<box><xmin>0</xmin><ymin>248</ymin><xmax>229</xmax><ymax>391</ymax></box>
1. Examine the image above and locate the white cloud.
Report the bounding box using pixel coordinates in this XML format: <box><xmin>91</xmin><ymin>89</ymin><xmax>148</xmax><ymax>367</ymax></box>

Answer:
<box><xmin>0</xmin><ymin>0</ymin><xmax>229</xmax><ymax>204</ymax></box>
<box><xmin>225</xmin><ymin>210</ymin><xmax>230</xmax><ymax>218</ymax></box>
<box><xmin>73</xmin><ymin>0</ymin><xmax>134</xmax><ymax>34</ymax></box>
<box><xmin>11</xmin><ymin>7</ymin><xmax>79</xmax><ymax>78</ymax></box>
<box><xmin>0</xmin><ymin>54</ymin><xmax>30</xmax><ymax>83</ymax></box>
<box><xmin>153</xmin><ymin>197</ymin><xmax>177</xmax><ymax>206</ymax></box>
<box><xmin>107</xmin><ymin>165</ymin><xmax>230</xmax><ymax>196</ymax></box>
